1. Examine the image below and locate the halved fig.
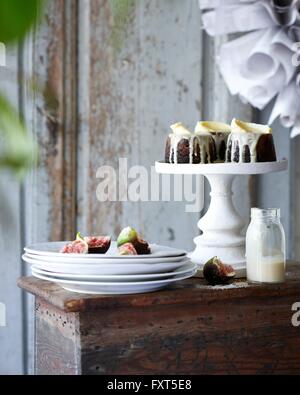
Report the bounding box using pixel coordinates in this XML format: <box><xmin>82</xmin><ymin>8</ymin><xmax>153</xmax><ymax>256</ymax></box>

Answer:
<box><xmin>118</xmin><ymin>243</ymin><xmax>138</xmax><ymax>256</ymax></box>
<box><xmin>84</xmin><ymin>236</ymin><xmax>111</xmax><ymax>254</ymax></box>
<box><xmin>203</xmin><ymin>256</ymin><xmax>236</xmax><ymax>285</ymax></box>
<box><xmin>132</xmin><ymin>237</ymin><xmax>151</xmax><ymax>255</ymax></box>
<box><xmin>117</xmin><ymin>226</ymin><xmax>151</xmax><ymax>255</ymax></box>
<box><xmin>60</xmin><ymin>239</ymin><xmax>89</xmax><ymax>254</ymax></box>
<box><xmin>117</xmin><ymin>227</ymin><xmax>138</xmax><ymax>247</ymax></box>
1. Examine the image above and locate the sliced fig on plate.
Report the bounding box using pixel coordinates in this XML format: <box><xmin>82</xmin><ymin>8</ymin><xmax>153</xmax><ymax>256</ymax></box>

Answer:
<box><xmin>117</xmin><ymin>227</ymin><xmax>138</xmax><ymax>247</ymax></box>
<box><xmin>203</xmin><ymin>256</ymin><xmax>236</xmax><ymax>285</ymax></box>
<box><xmin>118</xmin><ymin>243</ymin><xmax>138</xmax><ymax>256</ymax></box>
<box><xmin>60</xmin><ymin>239</ymin><xmax>89</xmax><ymax>254</ymax></box>
<box><xmin>117</xmin><ymin>226</ymin><xmax>151</xmax><ymax>255</ymax></box>
<box><xmin>132</xmin><ymin>237</ymin><xmax>151</xmax><ymax>255</ymax></box>
<box><xmin>84</xmin><ymin>236</ymin><xmax>111</xmax><ymax>254</ymax></box>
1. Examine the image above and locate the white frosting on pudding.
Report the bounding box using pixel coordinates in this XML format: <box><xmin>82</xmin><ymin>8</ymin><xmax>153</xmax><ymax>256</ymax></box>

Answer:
<box><xmin>168</xmin><ymin>122</ymin><xmax>213</xmax><ymax>164</ymax></box>
<box><xmin>195</xmin><ymin>121</ymin><xmax>231</xmax><ymax>134</ymax></box>
<box><xmin>167</xmin><ymin>119</ymin><xmax>274</xmax><ymax>165</ymax></box>
<box><xmin>195</xmin><ymin>121</ymin><xmax>230</xmax><ymax>162</ymax></box>
<box><xmin>170</xmin><ymin>122</ymin><xmax>192</xmax><ymax>137</ymax></box>
<box><xmin>226</xmin><ymin>119</ymin><xmax>272</xmax><ymax>163</ymax></box>
<box><xmin>231</xmin><ymin>119</ymin><xmax>272</xmax><ymax>135</ymax></box>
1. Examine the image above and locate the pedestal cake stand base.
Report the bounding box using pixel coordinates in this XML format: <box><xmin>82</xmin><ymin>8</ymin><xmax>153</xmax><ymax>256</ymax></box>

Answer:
<box><xmin>155</xmin><ymin>160</ymin><xmax>288</xmax><ymax>278</ymax></box>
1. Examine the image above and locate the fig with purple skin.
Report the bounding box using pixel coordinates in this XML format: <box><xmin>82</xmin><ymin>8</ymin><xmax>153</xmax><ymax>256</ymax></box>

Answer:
<box><xmin>117</xmin><ymin>226</ymin><xmax>151</xmax><ymax>255</ymax></box>
<box><xmin>203</xmin><ymin>256</ymin><xmax>236</xmax><ymax>285</ymax></box>
<box><xmin>133</xmin><ymin>237</ymin><xmax>151</xmax><ymax>255</ymax></box>
<box><xmin>118</xmin><ymin>243</ymin><xmax>138</xmax><ymax>256</ymax></box>
<box><xmin>84</xmin><ymin>235</ymin><xmax>111</xmax><ymax>254</ymax></box>
<box><xmin>60</xmin><ymin>239</ymin><xmax>89</xmax><ymax>254</ymax></box>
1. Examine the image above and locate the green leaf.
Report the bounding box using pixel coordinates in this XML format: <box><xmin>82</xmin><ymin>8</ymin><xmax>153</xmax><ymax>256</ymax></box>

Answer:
<box><xmin>0</xmin><ymin>93</ymin><xmax>38</xmax><ymax>178</ymax></box>
<box><xmin>0</xmin><ymin>0</ymin><xmax>43</xmax><ymax>43</ymax></box>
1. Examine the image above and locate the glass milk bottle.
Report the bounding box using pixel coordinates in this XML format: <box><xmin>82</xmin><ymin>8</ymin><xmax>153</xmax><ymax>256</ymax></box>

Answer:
<box><xmin>246</xmin><ymin>208</ymin><xmax>286</xmax><ymax>284</ymax></box>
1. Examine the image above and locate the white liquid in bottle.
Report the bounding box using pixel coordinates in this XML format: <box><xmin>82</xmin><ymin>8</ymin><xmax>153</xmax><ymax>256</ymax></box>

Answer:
<box><xmin>246</xmin><ymin>208</ymin><xmax>286</xmax><ymax>284</ymax></box>
<box><xmin>246</xmin><ymin>254</ymin><xmax>285</xmax><ymax>283</ymax></box>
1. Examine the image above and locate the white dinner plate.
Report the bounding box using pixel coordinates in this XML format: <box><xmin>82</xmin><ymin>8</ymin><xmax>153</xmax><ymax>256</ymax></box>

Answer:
<box><xmin>24</xmin><ymin>241</ymin><xmax>186</xmax><ymax>259</ymax></box>
<box><xmin>23</xmin><ymin>251</ymin><xmax>187</xmax><ymax>265</ymax></box>
<box><xmin>22</xmin><ymin>254</ymin><xmax>191</xmax><ymax>275</ymax></box>
<box><xmin>30</xmin><ymin>268</ymin><xmax>197</xmax><ymax>294</ymax></box>
<box><xmin>31</xmin><ymin>262</ymin><xmax>197</xmax><ymax>282</ymax></box>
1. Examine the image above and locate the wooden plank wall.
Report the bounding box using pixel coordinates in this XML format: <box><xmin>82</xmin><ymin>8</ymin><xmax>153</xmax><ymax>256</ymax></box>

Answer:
<box><xmin>23</xmin><ymin>0</ymin><xmax>78</xmax><ymax>374</ymax></box>
<box><xmin>295</xmin><ymin>138</ymin><xmax>300</xmax><ymax>259</ymax></box>
<box><xmin>77</xmin><ymin>0</ymin><xmax>204</xmax><ymax>248</ymax></box>
<box><xmin>3</xmin><ymin>0</ymin><xmax>298</xmax><ymax>374</ymax></box>
<box><xmin>257</xmin><ymin>104</ymin><xmax>296</xmax><ymax>259</ymax></box>
<box><xmin>201</xmin><ymin>34</ymin><xmax>252</xmax><ymax>219</ymax></box>
<box><xmin>0</xmin><ymin>0</ymin><xmax>79</xmax><ymax>375</ymax></box>
<box><xmin>0</xmin><ymin>46</ymin><xmax>24</xmax><ymax>374</ymax></box>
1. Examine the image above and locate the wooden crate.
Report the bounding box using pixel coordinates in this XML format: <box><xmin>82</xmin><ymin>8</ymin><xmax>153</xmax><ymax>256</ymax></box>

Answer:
<box><xmin>18</xmin><ymin>262</ymin><xmax>300</xmax><ymax>375</ymax></box>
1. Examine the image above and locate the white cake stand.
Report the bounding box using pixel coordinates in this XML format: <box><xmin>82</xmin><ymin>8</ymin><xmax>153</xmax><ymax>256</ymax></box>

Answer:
<box><xmin>155</xmin><ymin>160</ymin><xmax>288</xmax><ymax>277</ymax></box>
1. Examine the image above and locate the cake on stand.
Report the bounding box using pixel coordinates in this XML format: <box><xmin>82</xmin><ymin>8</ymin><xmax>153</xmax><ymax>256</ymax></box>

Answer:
<box><xmin>155</xmin><ymin>160</ymin><xmax>288</xmax><ymax>277</ymax></box>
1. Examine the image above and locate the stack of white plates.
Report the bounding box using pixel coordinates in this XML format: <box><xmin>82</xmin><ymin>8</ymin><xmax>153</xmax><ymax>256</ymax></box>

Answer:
<box><xmin>22</xmin><ymin>242</ymin><xmax>198</xmax><ymax>294</ymax></box>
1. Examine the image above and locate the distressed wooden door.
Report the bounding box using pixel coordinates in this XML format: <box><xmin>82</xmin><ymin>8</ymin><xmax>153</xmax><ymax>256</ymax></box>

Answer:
<box><xmin>5</xmin><ymin>0</ymin><xmax>296</xmax><ymax>374</ymax></box>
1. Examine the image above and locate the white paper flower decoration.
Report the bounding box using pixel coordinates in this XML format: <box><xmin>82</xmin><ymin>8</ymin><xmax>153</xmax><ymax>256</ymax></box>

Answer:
<box><xmin>200</xmin><ymin>0</ymin><xmax>300</xmax><ymax>138</ymax></box>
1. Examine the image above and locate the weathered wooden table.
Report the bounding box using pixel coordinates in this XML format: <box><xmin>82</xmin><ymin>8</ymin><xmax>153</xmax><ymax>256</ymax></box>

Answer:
<box><xmin>18</xmin><ymin>262</ymin><xmax>300</xmax><ymax>375</ymax></box>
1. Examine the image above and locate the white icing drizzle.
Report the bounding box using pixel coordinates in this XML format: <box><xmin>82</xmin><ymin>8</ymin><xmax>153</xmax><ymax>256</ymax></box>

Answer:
<box><xmin>226</xmin><ymin>119</ymin><xmax>272</xmax><ymax>163</ymax></box>
<box><xmin>195</xmin><ymin>121</ymin><xmax>231</xmax><ymax>134</ymax></box>
<box><xmin>189</xmin><ymin>137</ymin><xmax>194</xmax><ymax>164</ymax></box>
<box><xmin>169</xmin><ymin>133</ymin><xmax>213</xmax><ymax>164</ymax></box>
<box><xmin>167</xmin><ymin>119</ymin><xmax>272</xmax><ymax>164</ymax></box>
<box><xmin>169</xmin><ymin>134</ymin><xmax>187</xmax><ymax>164</ymax></box>
<box><xmin>195</xmin><ymin>122</ymin><xmax>230</xmax><ymax>162</ymax></box>
<box><xmin>198</xmin><ymin>134</ymin><xmax>212</xmax><ymax>164</ymax></box>
<box><xmin>209</xmin><ymin>132</ymin><xmax>229</xmax><ymax>161</ymax></box>
<box><xmin>231</xmin><ymin>118</ymin><xmax>271</xmax><ymax>135</ymax></box>
<box><xmin>226</xmin><ymin>132</ymin><xmax>261</xmax><ymax>163</ymax></box>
